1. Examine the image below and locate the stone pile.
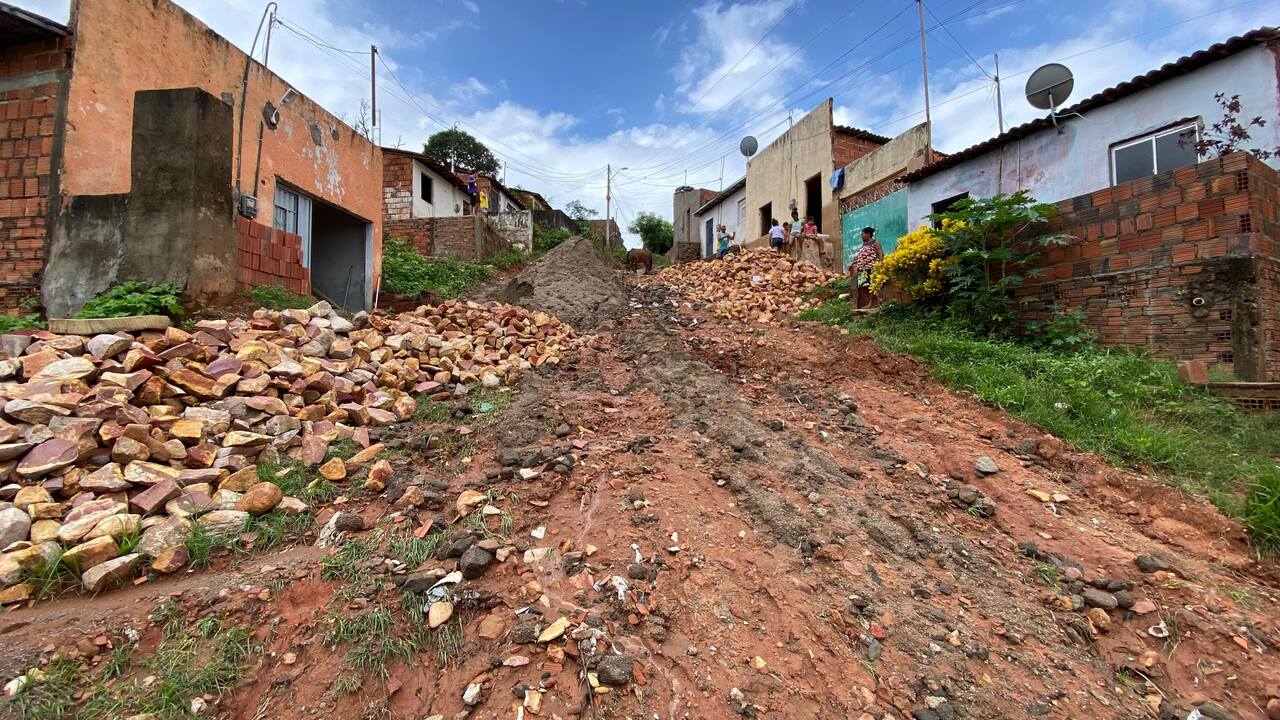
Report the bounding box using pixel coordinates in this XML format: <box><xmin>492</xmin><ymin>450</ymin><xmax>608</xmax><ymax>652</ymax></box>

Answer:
<box><xmin>645</xmin><ymin>249</ymin><xmax>837</xmax><ymax>323</ymax></box>
<box><xmin>0</xmin><ymin>299</ymin><xmax>587</xmax><ymax>604</ymax></box>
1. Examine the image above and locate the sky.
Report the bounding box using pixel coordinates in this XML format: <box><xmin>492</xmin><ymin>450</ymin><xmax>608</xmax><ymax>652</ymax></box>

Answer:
<box><xmin>14</xmin><ymin>0</ymin><xmax>1279</xmax><ymax>247</ymax></box>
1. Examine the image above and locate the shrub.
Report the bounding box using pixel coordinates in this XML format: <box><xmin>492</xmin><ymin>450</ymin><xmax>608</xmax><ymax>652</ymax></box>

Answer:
<box><xmin>869</xmin><ymin>225</ymin><xmax>950</xmax><ymax>300</ymax></box>
<box><xmin>532</xmin><ymin>227</ymin><xmax>570</xmax><ymax>254</ymax></box>
<box><xmin>485</xmin><ymin>247</ymin><xmax>529</xmax><ymax>271</ymax></box>
<box><xmin>382</xmin><ymin>237</ymin><xmax>492</xmax><ymax>298</ymax></box>
<box><xmin>1025</xmin><ymin>306</ymin><xmax>1096</xmax><ymax>352</ymax></box>
<box><xmin>0</xmin><ymin>314</ymin><xmax>43</xmax><ymax>333</ymax></box>
<box><xmin>74</xmin><ymin>281</ymin><xmax>184</xmax><ymax>319</ymax></box>
<box><xmin>247</xmin><ymin>284</ymin><xmax>312</xmax><ymax>310</ymax></box>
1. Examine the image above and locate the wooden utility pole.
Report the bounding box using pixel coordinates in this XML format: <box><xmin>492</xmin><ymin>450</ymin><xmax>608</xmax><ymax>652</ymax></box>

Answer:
<box><xmin>916</xmin><ymin>0</ymin><xmax>933</xmax><ymax>162</ymax></box>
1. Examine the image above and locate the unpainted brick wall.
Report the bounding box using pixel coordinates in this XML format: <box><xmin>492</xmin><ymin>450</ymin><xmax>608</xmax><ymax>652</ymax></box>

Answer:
<box><xmin>1019</xmin><ymin>152</ymin><xmax>1280</xmax><ymax>379</ymax></box>
<box><xmin>832</xmin><ymin>132</ymin><xmax>883</xmax><ymax>170</ymax></box>
<box><xmin>0</xmin><ymin>36</ymin><xmax>69</xmax><ymax>315</ymax></box>
<box><xmin>236</xmin><ymin>217</ymin><xmax>310</xmax><ymax>295</ymax></box>
<box><xmin>385</xmin><ymin>215</ymin><xmax>510</xmax><ymax>262</ymax></box>
<box><xmin>382</xmin><ymin>151</ymin><xmax>413</xmax><ymax>223</ymax></box>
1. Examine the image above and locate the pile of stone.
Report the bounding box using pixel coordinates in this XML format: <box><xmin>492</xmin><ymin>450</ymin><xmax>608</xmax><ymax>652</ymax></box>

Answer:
<box><xmin>645</xmin><ymin>249</ymin><xmax>837</xmax><ymax>323</ymax></box>
<box><xmin>0</xmin><ymin>299</ymin><xmax>587</xmax><ymax>604</ymax></box>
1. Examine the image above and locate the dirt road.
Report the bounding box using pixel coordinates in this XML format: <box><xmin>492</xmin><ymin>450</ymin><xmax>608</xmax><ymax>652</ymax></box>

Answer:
<box><xmin>3</xmin><ymin>239</ymin><xmax>1277</xmax><ymax>720</ymax></box>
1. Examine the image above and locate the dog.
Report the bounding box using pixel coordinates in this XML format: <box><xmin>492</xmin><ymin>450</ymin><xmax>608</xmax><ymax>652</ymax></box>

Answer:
<box><xmin>626</xmin><ymin>248</ymin><xmax>654</xmax><ymax>274</ymax></box>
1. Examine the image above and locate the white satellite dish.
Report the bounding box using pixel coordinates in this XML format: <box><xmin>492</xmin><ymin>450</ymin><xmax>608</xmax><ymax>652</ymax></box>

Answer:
<box><xmin>1025</xmin><ymin>63</ymin><xmax>1074</xmax><ymax>132</ymax></box>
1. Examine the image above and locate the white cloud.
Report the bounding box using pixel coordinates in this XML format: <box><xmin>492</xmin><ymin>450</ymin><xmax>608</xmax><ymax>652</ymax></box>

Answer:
<box><xmin>461</xmin><ymin>0</ymin><xmax>479</xmax><ymax>14</ymax></box>
<box><xmin>674</xmin><ymin>0</ymin><xmax>801</xmax><ymax>114</ymax></box>
<box><xmin>449</xmin><ymin>77</ymin><xmax>491</xmax><ymax>101</ymax></box>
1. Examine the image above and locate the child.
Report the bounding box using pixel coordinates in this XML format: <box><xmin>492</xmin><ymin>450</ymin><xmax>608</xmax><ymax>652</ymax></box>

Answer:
<box><xmin>769</xmin><ymin>219</ymin><xmax>785</xmax><ymax>251</ymax></box>
<box><xmin>802</xmin><ymin>216</ymin><xmax>818</xmax><ymax>237</ymax></box>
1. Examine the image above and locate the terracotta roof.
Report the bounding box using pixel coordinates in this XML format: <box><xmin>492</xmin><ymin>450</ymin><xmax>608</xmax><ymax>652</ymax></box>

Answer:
<box><xmin>511</xmin><ymin>188</ymin><xmax>551</xmax><ymax>211</ymax></box>
<box><xmin>694</xmin><ymin>177</ymin><xmax>747</xmax><ymax>216</ymax></box>
<box><xmin>381</xmin><ymin>147</ymin><xmax>471</xmax><ymax>192</ymax></box>
<box><xmin>899</xmin><ymin>27</ymin><xmax>1280</xmax><ymax>183</ymax></box>
<box><xmin>0</xmin><ymin>2</ymin><xmax>68</xmax><ymax>48</ymax></box>
<box><xmin>834</xmin><ymin>125</ymin><xmax>892</xmax><ymax>145</ymax></box>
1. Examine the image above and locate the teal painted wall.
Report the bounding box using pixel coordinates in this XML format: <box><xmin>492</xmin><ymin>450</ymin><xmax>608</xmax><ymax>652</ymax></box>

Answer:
<box><xmin>841</xmin><ymin>189</ymin><xmax>907</xmax><ymax>270</ymax></box>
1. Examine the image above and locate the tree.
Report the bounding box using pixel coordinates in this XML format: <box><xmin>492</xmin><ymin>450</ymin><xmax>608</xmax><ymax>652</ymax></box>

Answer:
<box><xmin>564</xmin><ymin>201</ymin><xmax>599</xmax><ymax>237</ymax></box>
<box><xmin>629</xmin><ymin>212</ymin><xmax>674</xmax><ymax>255</ymax></box>
<box><xmin>423</xmin><ymin>128</ymin><xmax>501</xmax><ymax>175</ymax></box>
<box><xmin>1195</xmin><ymin>93</ymin><xmax>1277</xmax><ymax>160</ymax></box>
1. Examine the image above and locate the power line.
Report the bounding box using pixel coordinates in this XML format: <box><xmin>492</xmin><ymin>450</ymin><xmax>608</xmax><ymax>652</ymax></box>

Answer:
<box><xmin>685</xmin><ymin>0</ymin><xmax>806</xmax><ymax>114</ymax></box>
<box><xmin>274</xmin><ymin>17</ymin><xmax>370</xmax><ymax>56</ymax></box>
<box><xmin>922</xmin><ymin>2</ymin><xmax>992</xmax><ymax>79</ymax></box>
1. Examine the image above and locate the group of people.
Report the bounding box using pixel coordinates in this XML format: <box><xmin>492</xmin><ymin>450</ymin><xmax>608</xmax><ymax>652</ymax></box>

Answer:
<box><xmin>766</xmin><ymin>208</ymin><xmax>823</xmax><ymax>262</ymax></box>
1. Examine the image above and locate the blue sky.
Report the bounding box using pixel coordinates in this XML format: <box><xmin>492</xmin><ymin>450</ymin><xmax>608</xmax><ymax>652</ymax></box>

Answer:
<box><xmin>15</xmin><ymin>0</ymin><xmax>1280</xmax><ymax>245</ymax></box>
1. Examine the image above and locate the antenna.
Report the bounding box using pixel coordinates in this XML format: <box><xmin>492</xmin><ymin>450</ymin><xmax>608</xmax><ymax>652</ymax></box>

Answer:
<box><xmin>739</xmin><ymin>136</ymin><xmax>758</xmax><ymax>158</ymax></box>
<box><xmin>1025</xmin><ymin>63</ymin><xmax>1074</xmax><ymax>133</ymax></box>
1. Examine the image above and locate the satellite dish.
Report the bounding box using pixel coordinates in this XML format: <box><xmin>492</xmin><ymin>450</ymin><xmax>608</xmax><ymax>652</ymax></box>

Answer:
<box><xmin>740</xmin><ymin>136</ymin><xmax>758</xmax><ymax>158</ymax></box>
<box><xmin>1025</xmin><ymin>63</ymin><xmax>1074</xmax><ymax>111</ymax></box>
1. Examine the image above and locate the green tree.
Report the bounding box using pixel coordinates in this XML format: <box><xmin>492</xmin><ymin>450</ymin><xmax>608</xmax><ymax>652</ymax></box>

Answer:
<box><xmin>564</xmin><ymin>201</ymin><xmax>599</xmax><ymax>237</ymax></box>
<box><xmin>422</xmin><ymin>128</ymin><xmax>500</xmax><ymax>175</ymax></box>
<box><xmin>629</xmin><ymin>212</ymin><xmax>674</xmax><ymax>255</ymax></box>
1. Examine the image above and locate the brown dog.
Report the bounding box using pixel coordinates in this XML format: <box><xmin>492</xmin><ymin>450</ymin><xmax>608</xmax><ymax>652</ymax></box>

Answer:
<box><xmin>626</xmin><ymin>248</ymin><xmax>653</xmax><ymax>274</ymax></box>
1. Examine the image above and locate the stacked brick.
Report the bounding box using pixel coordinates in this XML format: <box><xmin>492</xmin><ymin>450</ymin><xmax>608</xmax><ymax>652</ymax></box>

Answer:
<box><xmin>235</xmin><ymin>217</ymin><xmax>310</xmax><ymax>295</ymax></box>
<box><xmin>1020</xmin><ymin>152</ymin><xmax>1279</xmax><ymax>380</ymax></box>
<box><xmin>0</xmin><ymin>36</ymin><xmax>69</xmax><ymax>315</ymax></box>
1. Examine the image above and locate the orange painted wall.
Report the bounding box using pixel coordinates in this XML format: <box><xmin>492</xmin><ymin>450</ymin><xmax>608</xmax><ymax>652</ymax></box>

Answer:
<box><xmin>61</xmin><ymin>0</ymin><xmax>383</xmax><ymax>286</ymax></box>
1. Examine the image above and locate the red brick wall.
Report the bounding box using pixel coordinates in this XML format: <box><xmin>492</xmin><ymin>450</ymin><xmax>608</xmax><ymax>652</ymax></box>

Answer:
<box><xmin>0</xmin><ymin>36</ymin><xmax>69</xmax><ymax>315</ymax></box>
<box><xmin>235</xmin><ymin>217</ymin><xmax>310</xmax><ymax>295</ymax></box>
<box><xmin>384</xmin><ymin>215</ymin><xmax>510</xmax><ymax>262</ymax></box>
<box><xmin>382</xmin><ymin>151</ymin><xmax>413</xmax><ymax>223</ymax></box>
<box><xmin>1019</xmin><ymin>152</ymin><xmax>1279</xmax><ymax>379</ymax></box>
<box><xmin>832</xmin><ymin>132</ymin><xmax>883</xmax><ymax>169</ymax></box>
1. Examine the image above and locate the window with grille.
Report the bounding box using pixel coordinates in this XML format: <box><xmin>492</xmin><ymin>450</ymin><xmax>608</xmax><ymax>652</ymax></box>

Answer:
<box><xmin>1111</xmin><ymin>122</ymin><xmax>1200</xmax><ymax>185</ymax></box>
<box><xmin>274</xmin><ymin>186</ymin><xmax>300</xmax><ymax>234</ymax></box>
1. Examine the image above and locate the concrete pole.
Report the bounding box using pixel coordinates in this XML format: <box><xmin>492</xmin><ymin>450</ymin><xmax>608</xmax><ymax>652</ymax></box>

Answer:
<box><xmin>605</xmin><ymin>163</ymin><xmax>611</xmax><ymax>246</ymax></box>
<box><xmin>917</xmin><ymin>0</ymin><xmax>933</xmax><ymax>162</ymax></box>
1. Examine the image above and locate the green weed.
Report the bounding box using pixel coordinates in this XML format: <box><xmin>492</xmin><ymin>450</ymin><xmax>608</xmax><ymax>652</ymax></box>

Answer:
<box><xmin>74</xmin><ymin>281</ymin><xmax>183</xmax><ymax>319</ymax></box>
<box><xmin>247</xmin><ymin>284</ymin><xmax>313</xmax><ymax>310</ymax></box>
<box><xmin>382</xmin><ymin>237</ymin><xmax>494</xmax><ymax>298</ymax></box>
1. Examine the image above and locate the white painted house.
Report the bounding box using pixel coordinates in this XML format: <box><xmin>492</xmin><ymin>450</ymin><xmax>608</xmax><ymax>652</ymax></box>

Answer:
<box><xmin>692</xmin><ymin>177</ymin><xmax>747</xmax><ymax>258</ymax></box>
<box><xmin>902</xmin><ymin>28</ymin><xmax>1280</xmax><ymax>223</ymax></box>
<box><xmin>410</xmin><ymin>154</ymin><xmax>473</xmax><ymax>218</ymax></box>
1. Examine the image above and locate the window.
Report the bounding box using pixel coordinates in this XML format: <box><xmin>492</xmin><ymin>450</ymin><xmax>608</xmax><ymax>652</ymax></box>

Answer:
<box><xmin>1111</xmin><ymin>122</ymin><xmax>1199</xmax><ymax>185</ymax></box>
<box><xmin>736</xmin><ymin>197</ymin><xmax>746</xmax><ymax>231</ymax></box>
<box><xmin>419</xmin><ymin>171</ymin><xmax>433</xmax><ymax>204</ymax></box>
<box><xmin>930</xmin><ymin>192</ymin><xmax>969</xmax><ymax>227</ymax></box>
<box><xmin>274</xmin><ymin>185</ymin><xmax>300</xmax><ymax>234</ymax></box>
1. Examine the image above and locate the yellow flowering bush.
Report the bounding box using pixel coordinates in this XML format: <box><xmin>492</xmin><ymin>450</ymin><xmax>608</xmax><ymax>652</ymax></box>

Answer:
<box><xmin>868</xmin><ymin>225</ymin><xmax>952</xmax><ymax>299</ymax></box>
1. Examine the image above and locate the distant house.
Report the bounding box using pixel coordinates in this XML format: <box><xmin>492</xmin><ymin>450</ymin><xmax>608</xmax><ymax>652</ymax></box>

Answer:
<box><xmin>2</xmin><ymin>0</ymin><xmax>383</xmax><ymax>314</ymax></box>
<box><xmin>383</xmin><ymin>147</ymin><xmax>473</xmax><ymax>221</ymax></box>
<box><xmin>899</xmin><ymin>27</ymin><xmax>1280</xmax><ymax>381</ymax></box>
<box><xmin>692</xmin><ymin>177</ymin><xmax>746</xmax><ymax>258</ymax></box>
<box><xmin>587</xmin><ymin>218</ymin><xmax>624</xmax><ymax>248</ymax></box>
<box><xmin>511</xmin><ymin>188</ymin><xmax>552</xmax><ymax>212</ymax></box>
<box><xmin>671</xmin><ymin>186</ymin><xmax>719</xmax><ymax>261</ymax></box>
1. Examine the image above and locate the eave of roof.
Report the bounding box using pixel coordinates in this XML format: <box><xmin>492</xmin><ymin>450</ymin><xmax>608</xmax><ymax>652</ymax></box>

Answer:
<box><xmin>899</xmin><ymin>27</ymin><xmax>1280</xmax><ymax>183</ymax></box>
<box><xmin>834</xmin><ymin>125</ymin><xmax>891</xmax><ymax>145</ymax></box>
<box><xmin>0</xmin><ymin>1</ymin><xmax>68</xmax><ymax>48</ymax></box>
<box><xmin>693</xmin><ymin>177</ymin><xmax>747</xmax><ymax>216</ymax></box>
<box><xmin>381</xmin><ymin>147</ymin><xmax>471</xmax><ymax>192</ymax></box>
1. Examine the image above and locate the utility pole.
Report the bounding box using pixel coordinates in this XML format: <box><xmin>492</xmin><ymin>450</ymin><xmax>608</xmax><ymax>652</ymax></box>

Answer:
<box><xmin>370</xmin><ymin>45</ymin><xmax>378</xmax><ymax>131</ymax></box>
<box><xmin>994</xmin><ymin>53</ymin><xmax>1005</xmax><ymax>135</ymax></box>
<box><xmin>605</xmin><ymin>162</ymin><xmax>612</xmax><ymax>247</ymax></box>
<box><xmin>916</xmin><ymin>0</ymin><xmax>933</xmax><ymax>162</ymax></box>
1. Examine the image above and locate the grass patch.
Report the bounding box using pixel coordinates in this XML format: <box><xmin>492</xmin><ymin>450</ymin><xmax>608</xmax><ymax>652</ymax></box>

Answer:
<box><xmin>414</xmin><ymin>395</ymin><xmax>452</xmax><ymax>423</ymax></box>
<box><xmin>385</xmin><ymin>526</ymin><xmax>442</xmax><ymax>568</ymax></box>
<box><xmin>246</xmin><ymin>284</ymin><xmax>313</xmax><ymax>310</ymax></box>
<box><xmin>484</xmin><ymin>247</ymin><xmax>530</xmax><ymax>271</ymax></box>
<box><xmin>7</xmin><ymin>614</ymin><xmax>258</xmax><ymax>719</ymax></box>
<box><xmin>243</xmin><ymin>510</ymin><xmax>314</xmax><ymax>552</ymax></box>
<box><xmin>800</xmin><ymin>300</ymin><xmax>1280</xmax><ymax>553</ymax></box>
<box><xmin>257</xmin><ymin>456</ymin><xmax>338</xmax><ymax>505</ymax></box>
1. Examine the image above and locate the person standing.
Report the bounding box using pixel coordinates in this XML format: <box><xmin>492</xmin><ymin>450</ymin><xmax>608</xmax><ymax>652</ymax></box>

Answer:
<box><xmin>769</xmin><ymin>219</ymin><xmax>785</xmax><ymax>251</ymax></box>
<box><xmin>716</xmin><ymin>224</ymin><xmax>735</xmax><ymax>258</ymax></box>
<box><xmin>850</xmin><ymin>226</ymin><xmax>884</xmax><ymax>309</ymax></box>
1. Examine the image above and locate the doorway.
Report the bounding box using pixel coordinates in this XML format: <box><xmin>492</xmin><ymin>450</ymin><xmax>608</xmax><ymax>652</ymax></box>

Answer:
<box><xmin>310</xmin><ymin>200</ymin><xmax>370</xmax><ymax>312</ymax></box>
<box><xmin>758</xmin><ymin>202</ymin><xmax>772</xmax><ymax>238</ymax></box>
<box><xmin>804</xmin><ymin>173</ymin><xmax>822</xmax><ymax>233</ymax></box>
<box><xmin>705</xmin><ymin>218</ymin><xmax>714</xmax><ymax>257</ymax></box>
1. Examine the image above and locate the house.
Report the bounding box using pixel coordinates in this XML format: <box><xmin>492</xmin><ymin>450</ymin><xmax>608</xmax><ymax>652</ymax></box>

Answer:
<box><xmin>2</xmin><ymin>0</ymin><xmax>383</xmax><ymax>315</ymax></box>
<box><xmin>744</xmin><ymin>99</ymin><xmax>888</xmax><ymax>269</ymax></box>
<box><xmin>899</xmin><ymin>27</ymin><xmax>1280</xmax><ymax>380</ymax></box>
<box><xmin>511</xmin><ymin>188</ymin><xmax>552</xmax><ymax>212</ymax></box>
<box><xmin>671</xmin><ymin>186</ymin><xmax>718</xmax><ymax>261</ymax></box>
<box><xmin>692</xmin><ymin>177</ymin><xmax>746</xmax><ymax>258</ymax></box>
<box><xmin>382</xmin><ymin>147</ymin><xmax>512</xmax><ymax>260</ymax></box>
<box><xmin>836</xmin><ymin>123</ymin><xmax>934</xmax><ymax>270</ymax></box>
<box><xmin>458</xmin><ymin>172</ymin><xmax>525</xmax><ymax>215</ymax></box>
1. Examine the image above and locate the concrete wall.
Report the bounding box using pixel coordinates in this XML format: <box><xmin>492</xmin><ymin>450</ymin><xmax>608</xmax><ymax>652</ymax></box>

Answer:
<box><xmin>695</xmin><ymin>185</ymin><xmax>746</xmax><ymax>258</ymax></box>
<box><xmin>0</xmin><ymin>34</ymin><xmax>68</xmax><ymax>314</ymax></box>
<box><xmin>486</xmin><ymin>210</ymin><xmax>532</xmax><ymax>251</ymax></box>
<box><xmin>46</xmin><ymin>0</ymin><xmax>382</xmax><ymax>311</ymax></box>
<box><xmin>44</xmin><ymin>87</ymin><xmax>236</xmax><ymax>315</ymax></box>
<box><xmin>412</xmin><ymin>159</ymin><xmax>469</xmax><ymax>218</ymax></box>
<box><xmin>906</xmin><ymin>45</ymin><xmax>1280</xmax><ymax>225</ymax></box>
<box><xmin>840</xmin><ymin>123</ymin><xmax>930</xmax><ymax>200</ymax></box>
<box><xmin>747</xmin><ymin>100</ymin><xmax>836</xmax><ymax>242</ymax></box>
